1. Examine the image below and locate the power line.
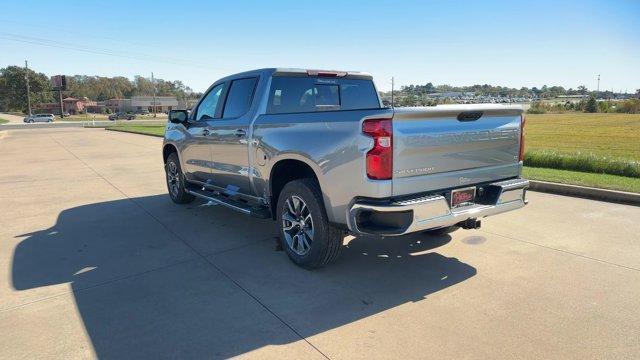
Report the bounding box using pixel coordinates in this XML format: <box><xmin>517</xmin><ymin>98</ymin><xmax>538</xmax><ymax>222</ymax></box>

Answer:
<box><xmin>0</xmin><ymin>32</ymin><xmax>220</xmax><ymax>70</ymax></box>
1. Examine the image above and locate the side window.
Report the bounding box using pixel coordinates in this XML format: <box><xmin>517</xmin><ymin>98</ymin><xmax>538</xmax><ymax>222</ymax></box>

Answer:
<box><xmin>196</xmin><ymin>83</ymin><xmax>224</xmax><ymax>121</ymax></box>
<box><xmin>223</xmin><ymin>77</ymin><xmax>258</xmax><ymax>119</ymax></box>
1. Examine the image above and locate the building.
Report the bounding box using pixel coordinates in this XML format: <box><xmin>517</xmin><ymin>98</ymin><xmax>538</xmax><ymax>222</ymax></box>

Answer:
<box><xmin>102</xmin><ymin>96</ymin><xmax>178</xmax><ymax>113</ymax></box>
<box><xmin>34</xmin><ymin>97</ymin><xmax>97</xmax><ymax>115</ymax></box>
<box><xmin>131</xmin><ymin>96</ymin><xmax>178</xmax><ymax>113</ymax></box>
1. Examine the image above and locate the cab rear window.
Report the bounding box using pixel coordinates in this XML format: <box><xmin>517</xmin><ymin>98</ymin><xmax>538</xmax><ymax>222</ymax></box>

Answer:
<box><xmin>267</xmin><ymin>77</ymin><xmax>380</xmax><ymax>114</ymax></box>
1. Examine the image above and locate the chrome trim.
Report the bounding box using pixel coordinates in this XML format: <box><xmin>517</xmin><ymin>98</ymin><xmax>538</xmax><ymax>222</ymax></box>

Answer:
<box><xmin>347</xmin><ymin>178</ymin><xmax>529</xmax><ymax>236</ymax></box>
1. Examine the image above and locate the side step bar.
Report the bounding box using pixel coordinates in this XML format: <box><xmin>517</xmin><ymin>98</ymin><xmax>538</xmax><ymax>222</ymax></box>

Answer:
<box><xmin>185</xmin><ymin>185</ymin><xmax>270</xmax><ymax>219</ymax></box>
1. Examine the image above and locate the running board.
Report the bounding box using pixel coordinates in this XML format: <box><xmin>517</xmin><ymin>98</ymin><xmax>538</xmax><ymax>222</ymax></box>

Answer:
<box><xmin>185</xmin><ymin>185</ymin><xmax>270</xmax><ymax>219</ymax></box>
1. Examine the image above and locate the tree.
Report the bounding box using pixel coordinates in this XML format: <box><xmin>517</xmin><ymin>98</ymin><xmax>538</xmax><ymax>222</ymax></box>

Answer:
<box><xmin>0</xmin><ymin>66</ymin><xmax>53</xmax><ymax>112</ymax></box>
<box><xmin>584</xmin><ymin>96</ymin><xmax>598</xmax><ymax>113</ymax></box>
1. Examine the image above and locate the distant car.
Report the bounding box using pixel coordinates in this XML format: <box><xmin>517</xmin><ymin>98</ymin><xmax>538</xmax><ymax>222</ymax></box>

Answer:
<box><xmin>138</xmin><ymin>110</ymin><xmax>150</xmax><ymax>115</ymax></box>
<box><xmin>108</xmin><ymin>112</ymin><xmax>136</xmax><ymax>120</ymax></box>
<box><xmin>23</xmin><ymin>114</ymin><xmax>54</xmax><ymax>123</ymax></box>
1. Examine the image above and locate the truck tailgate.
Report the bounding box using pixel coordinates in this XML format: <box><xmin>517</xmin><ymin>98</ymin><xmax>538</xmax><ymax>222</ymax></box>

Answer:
<box><xmin>392</xmin><ymin>104</ymin><xmax>523</xmax><ymax>196</ymax></box>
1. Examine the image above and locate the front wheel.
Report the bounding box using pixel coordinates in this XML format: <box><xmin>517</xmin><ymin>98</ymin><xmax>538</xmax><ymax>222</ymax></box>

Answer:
<box><xmin>277</xmin><ymin>179</ymin><xmax>343</xmax><ymax>269</ymax></box>
<box><xmin>165</xmin><ymin>152</ymin><xmax>195</xmax><ymax>204</ymax></box>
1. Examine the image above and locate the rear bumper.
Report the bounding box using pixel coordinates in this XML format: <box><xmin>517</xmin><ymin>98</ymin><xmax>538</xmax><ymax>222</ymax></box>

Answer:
<box><xmin>347</xmin><ymin>178</ymin><xmax>529</xmax><ymax>236</ymax></box>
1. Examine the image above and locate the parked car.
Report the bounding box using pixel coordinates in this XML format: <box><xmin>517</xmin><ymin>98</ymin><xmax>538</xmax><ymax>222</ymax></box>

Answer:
<box><xmin>162</xmin><ymin>68</ymin><xmax>529</xmax><ymax>268</ymax></box>
<box><xmin>23</xmin><ymin>114</ymin><xmax>54</xmax><ymax>123</ymax></box>
<box><xmin>108</xmin><ymin>112</ymin><xmax>136</xmax><ymax>120</ymax></box>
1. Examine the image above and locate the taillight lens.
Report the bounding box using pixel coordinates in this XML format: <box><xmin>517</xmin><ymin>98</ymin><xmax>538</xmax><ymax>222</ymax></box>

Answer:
<box><xmin>363</xmin><ymin>118</ymin><xmax>393</xmax><ymax>180</ymax></box>
<box><xmin>519</xmin><ymin>114</ymin><xmax>526</xmax><ymax>161</ymax></box>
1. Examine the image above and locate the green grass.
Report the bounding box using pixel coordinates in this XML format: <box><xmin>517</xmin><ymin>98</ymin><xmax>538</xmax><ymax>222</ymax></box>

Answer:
<box><xmin>0</xmin><ymin>118</ymin><xmax>9</xmax><ymax>125</ymax></box>
<box><xmin>525</xmin><ymin>113</ymin><xmax>640</xmax><ymax>161</ymax></box>
<box><xmin>524</xmin><ymin>150</ymin><xmax>640</xmax><ymax>178</ymax></box>
<box><xmin>523</xmin><ymin>167</ymin><xmax>640</xmax><ymax>193</ymax></box>
<box><xmin>105</xmin><ymin>124</ymin><xmax>165</xmax><ymax>137</ymax></box>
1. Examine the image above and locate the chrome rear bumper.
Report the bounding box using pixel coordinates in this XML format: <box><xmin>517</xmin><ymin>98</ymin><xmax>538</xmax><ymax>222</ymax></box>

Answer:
<box><xmin>347</xmin><ymin>178</ymin><xmax>529</xmax><ymax>236</ymax></box>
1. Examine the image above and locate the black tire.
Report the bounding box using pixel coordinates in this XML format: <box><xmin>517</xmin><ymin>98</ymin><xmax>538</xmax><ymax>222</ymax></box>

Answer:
<box><xmin>276</xmin><ymin>178</ymin><xmax>343</xmax><ymax>269</ymax></box>
<box><xmin>424</xmin><ymin>225</ymin><xmax>460</xmax><ymax>236</ymax></box>
<box><xmin>165</xmin><ymin>152</ymin><xmax>195</xmax><ymax>204</ymax></box>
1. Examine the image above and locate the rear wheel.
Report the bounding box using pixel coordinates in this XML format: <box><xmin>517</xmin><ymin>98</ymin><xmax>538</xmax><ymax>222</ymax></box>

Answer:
<box><xmin>277</xmin><ymin>179</ymin><xmax>343</xmax><ymax>269</ymax></box>
<box><xmin>165</xmin><ymin>152</ymin><xmax>195</xmax><ymax>204</ymax></box>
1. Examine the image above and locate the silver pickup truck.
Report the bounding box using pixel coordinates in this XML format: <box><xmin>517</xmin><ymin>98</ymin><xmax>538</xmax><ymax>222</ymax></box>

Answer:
<box><xmin>163</xmin><ymin>68</ymin><xmax>529</xmax><ymax>268</ymax></box>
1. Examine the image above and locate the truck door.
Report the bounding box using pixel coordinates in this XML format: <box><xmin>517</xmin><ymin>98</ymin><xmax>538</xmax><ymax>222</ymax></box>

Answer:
<box><xmin>180</xmin><ymin>83</ymin><xmax>224</xmax><ymax>184</ymax></box>
<box><xmin>207</xmin><ymin>77</ymin><xmax>258</xmax><ymax>197</ymax></box>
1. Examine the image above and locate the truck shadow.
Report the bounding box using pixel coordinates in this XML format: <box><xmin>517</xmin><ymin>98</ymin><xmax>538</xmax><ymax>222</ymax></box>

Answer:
<box><xmin>11</xmin><ymin>195</ymin><xmax>476</xmax><ymax>358</ymax></box>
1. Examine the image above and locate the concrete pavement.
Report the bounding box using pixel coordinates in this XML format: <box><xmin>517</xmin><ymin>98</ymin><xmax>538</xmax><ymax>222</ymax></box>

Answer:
<box><xmin>0</xmin><ymin>127</ymin><xmax>638</xmax><ymax>359</ymax></box>
<box><xmin>0</xmin><ymin>112</ymin><xmax>25</xmax><ymax>123</ymax></box>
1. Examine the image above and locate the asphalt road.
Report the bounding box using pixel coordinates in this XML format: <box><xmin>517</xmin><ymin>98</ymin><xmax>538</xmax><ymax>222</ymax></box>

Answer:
<box><xmin>0</xmin><ymin>128</ymin><xmax>638</xmax><ymax>359</ymax></box>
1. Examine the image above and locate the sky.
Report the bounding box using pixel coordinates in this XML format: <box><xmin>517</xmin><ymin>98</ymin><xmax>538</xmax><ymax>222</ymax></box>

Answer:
<box><xmin>1</xmin><ymin>0</ymin><xmax>639</xmax><ymax>93</ymax></box>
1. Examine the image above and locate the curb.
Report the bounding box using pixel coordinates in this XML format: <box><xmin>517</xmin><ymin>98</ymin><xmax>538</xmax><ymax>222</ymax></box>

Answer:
<box><xmin>529</xmin><ymin>180</ymin><xmax>640</xmax><ymax>206</ymax></box>
<box><xmin>104</xmin><ymin>128</ymin><xmax>164</xmax><ymax>137</ymax></box>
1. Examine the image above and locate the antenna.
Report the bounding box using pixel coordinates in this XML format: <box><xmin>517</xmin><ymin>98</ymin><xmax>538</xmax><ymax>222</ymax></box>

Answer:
<box><xmin>391</xmin><ymin>77</ymin><xmax>395</xmax><ymax>108</ymax></box>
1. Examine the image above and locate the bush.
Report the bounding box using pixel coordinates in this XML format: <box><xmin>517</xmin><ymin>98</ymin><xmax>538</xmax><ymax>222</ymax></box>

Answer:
<box><xmin>524</xmin><ymin>150</ymin><xmax>640</xmax><ymax>178</ymax></box>
<box><xmin>527</xmin><ymin>101</ymin><xmax>547</xmax><ymax>114</ymax></box>
<box><xmin>584</xmin><ymin>96</ymin><xmax>598</xmax><ymax>113</ymax></box>
<box><xmin>616</xmin><ymin>99</ymin><xmax>640</xmax><ymax>114</ymax></box>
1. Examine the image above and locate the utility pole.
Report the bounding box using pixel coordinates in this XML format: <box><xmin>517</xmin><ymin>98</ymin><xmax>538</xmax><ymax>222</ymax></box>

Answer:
<box><xmin>597</xmin><ymin>74</ymin><xmax>600</xmax><ymax>94</ymax></box>
<box><xmin>24</xmin><ymin>60</ymin><xmax>32</xmax><ymax>116</ymax></box>
<box><xmin>391</xmin><ymin>77</ymin><xmax>395</xmax><ymax>108</ymax></box>
<box><xmin>151</xmin><ymin>72</ymin><xmax>156</xmax><ymax>118</ymax></box>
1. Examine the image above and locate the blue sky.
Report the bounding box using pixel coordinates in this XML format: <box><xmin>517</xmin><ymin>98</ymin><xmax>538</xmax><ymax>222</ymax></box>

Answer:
<box><xmin>1</xmin><ymin>0</ymin><xmax>638</xmax><ymax>92</ymax></box>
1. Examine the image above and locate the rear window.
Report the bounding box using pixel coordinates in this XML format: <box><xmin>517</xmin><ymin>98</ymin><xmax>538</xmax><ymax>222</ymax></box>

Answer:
<box><xmin>223</xmin><ymin>77</ymin><xmax>258</xmax><ymax>118</ymax></box>
<box><xmin>267</xmin><ymin>77</ymin><xmax>380</xmax><ymax>114</ymax></box>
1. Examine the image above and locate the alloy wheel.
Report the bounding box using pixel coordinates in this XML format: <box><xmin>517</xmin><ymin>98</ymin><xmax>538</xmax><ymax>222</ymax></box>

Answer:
<box><xmin>166</xmin><ymin>161</ymin><xmax>180</xmax><ymax>197</ymax></box>
<box><xmin>281</xmin><ymin>195</ymin><xmax>314</xmax><ymax>256</ymax></box>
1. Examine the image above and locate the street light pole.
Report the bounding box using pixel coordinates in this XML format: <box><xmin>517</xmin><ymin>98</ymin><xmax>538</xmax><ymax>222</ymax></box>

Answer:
<box><xmin>151</xmin><ymin>72</ymin><xmax>156</xmax><ymax>118</ymax></box>
<box><xmin>24</xmin><ymin>60</ymin><xmax>32</xmax><ymax>116</ymax></box>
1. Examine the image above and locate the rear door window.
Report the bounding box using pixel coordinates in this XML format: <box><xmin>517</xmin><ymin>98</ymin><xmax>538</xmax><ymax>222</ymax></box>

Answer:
<box><xmin>223</xmin><ymin>77</ymin><xmax>258</xmax><ymax>119</ymax></box>
<box><xmin>267</xmin><ymin>77</ymin><xmax>380</xmax><ymax>114</ymax></box>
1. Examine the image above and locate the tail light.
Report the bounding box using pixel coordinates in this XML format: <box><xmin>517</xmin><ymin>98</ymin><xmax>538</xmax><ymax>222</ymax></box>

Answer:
<box><xmin>519</xmin><ymin>114</ymin><xmax>526</xmax><ymax>161</ymax></box>
<box><xmin>363</xmin><ymin>118</ymin><xmax>393</xmax><ymax>180</ymax></box>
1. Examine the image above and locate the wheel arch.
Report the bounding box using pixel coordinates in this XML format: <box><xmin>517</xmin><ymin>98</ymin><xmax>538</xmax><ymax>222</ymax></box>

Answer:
<box><xmin>268</xmin><ymin>157</ymin><xmax>326</xmax><ymax>220</ymax></box>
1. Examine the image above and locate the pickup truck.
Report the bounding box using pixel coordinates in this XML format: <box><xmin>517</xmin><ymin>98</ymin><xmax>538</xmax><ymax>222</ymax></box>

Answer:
<box><xmin>163</xmin><ymin>68</ymin><xmax>529</xmax><ymax>268</ymax></box>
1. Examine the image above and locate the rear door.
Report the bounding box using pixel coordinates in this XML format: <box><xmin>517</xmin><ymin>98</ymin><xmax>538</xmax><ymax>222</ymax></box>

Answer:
<box><xmin>207</xmin><ymin>77</ymin><xmax>258</xmax><ymax>197</ymax></box>
<box><xmin>180</xmin><ymin>83</ymin><xmax>224</xmax><ymax>184</ymax></box>
<box><xmin>392</xmin><ymin>106</ymin><xmax>523</xmax><ymax>196</ymax></box>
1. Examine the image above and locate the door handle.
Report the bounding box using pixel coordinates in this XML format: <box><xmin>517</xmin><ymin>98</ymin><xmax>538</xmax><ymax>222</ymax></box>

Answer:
<box><xmin>234</xmin><ymin>129</ymin><xmax>246</xmax><ymax>137</ymax></box>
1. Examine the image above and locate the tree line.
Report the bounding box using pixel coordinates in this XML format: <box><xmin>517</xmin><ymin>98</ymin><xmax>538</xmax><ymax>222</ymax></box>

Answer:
<box><xmin>0</xmin><ymin>65</ymin><xmax>203</xmax><ymax>113</ymax></box>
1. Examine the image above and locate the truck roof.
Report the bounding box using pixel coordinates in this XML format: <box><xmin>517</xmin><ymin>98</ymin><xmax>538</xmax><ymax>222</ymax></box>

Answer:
<box><xmin>217</xmin><ymin>68</ymin><xmax>373</xmax><ymax>81</ymax></box>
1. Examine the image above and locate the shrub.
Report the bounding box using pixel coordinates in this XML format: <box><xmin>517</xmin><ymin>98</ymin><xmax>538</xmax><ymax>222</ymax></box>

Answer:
<box><xmin>616</xmin><ymin>99</ymin><xmax>640</xmax><ymax>114</ymax></box>
<box><xmin>584</xmin><ymin>96</ymin><xmax>598</xmax><ymax>113</ymax></box>
<box><xmin>524</xmin><ymin>150</ymin><xmax>640</xmax><ymax>178</ymax></box>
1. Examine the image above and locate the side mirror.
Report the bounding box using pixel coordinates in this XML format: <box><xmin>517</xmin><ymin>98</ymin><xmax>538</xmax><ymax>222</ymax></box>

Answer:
<box><xmin>169</xmin><ymin>110</ymin><xmax>188</xmax><ymax>124</ymax></box>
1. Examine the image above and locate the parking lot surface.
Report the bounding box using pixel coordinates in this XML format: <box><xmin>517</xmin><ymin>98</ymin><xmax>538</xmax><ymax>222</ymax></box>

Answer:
<box><xmin>1</xmin><ymin>128</ymin><xmax>639</xmax><ymax>359</ymax></box>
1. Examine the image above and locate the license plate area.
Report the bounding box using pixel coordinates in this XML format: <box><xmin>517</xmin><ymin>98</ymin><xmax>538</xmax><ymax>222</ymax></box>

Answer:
<box><xmin>451</xmin><ymin>186</ymin><xmax>476</xmax><ymax>208</ymax></box>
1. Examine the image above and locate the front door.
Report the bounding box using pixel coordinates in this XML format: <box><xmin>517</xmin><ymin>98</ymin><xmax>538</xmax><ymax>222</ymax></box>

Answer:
<box><xmin>180</xmin><ymin>83</ymin><xmax>224</xmax><ymax>184</ymax></box>
<box><xmin>208</xmin><ymin>77</ymin><xmax>258</xmax><ymax>197</ymax></box>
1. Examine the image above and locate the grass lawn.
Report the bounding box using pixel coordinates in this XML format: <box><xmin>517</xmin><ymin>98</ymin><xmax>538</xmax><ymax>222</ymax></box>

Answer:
<box><xmin>523</xmin><ymin>167</ymin><xmax>640</xmax><ymax>193</ymax></box>
<box><xmin>105</xmin><ymin>124</ymin><xmax>165</xmax><ymax>137</ymax></box>
<box><xmin>0</xmin><ymin>118</ymin><xmax>9</xmax><ymax>125</ymax></box>
<box><xmin>525</xmin><ymin>113</ymin><xmax>640</xmax><ymax>161</ymax></box>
